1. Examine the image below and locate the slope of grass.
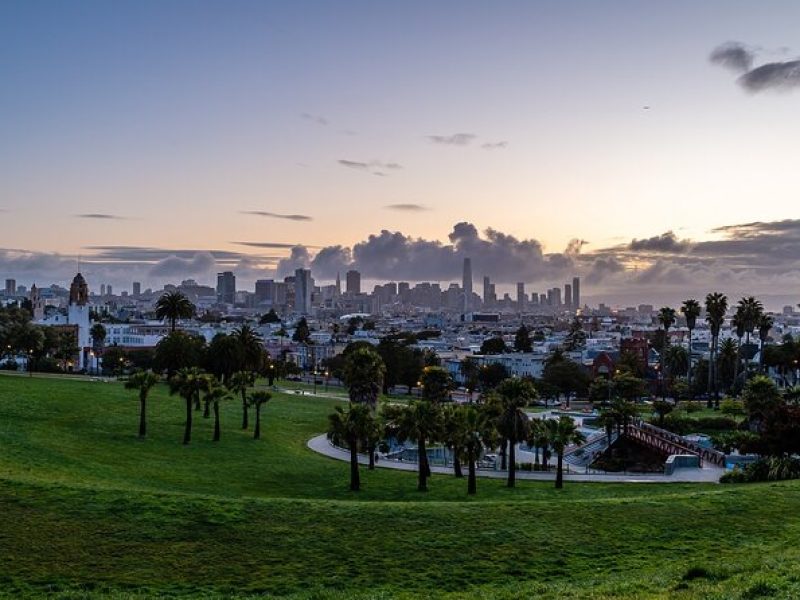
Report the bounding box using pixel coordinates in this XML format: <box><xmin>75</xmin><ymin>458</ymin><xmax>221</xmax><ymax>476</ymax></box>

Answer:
<box><xmin>1</xmin><ymin>374</ymin><xmax>799</xmax><ymax>599</ymax></box>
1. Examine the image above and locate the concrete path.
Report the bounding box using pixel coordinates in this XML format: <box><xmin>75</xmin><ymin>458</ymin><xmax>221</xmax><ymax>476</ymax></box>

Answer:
<box><xmin>306</xmin><ymin>434</ymin><xmax>724</xmax><ymax>484</ymax></box>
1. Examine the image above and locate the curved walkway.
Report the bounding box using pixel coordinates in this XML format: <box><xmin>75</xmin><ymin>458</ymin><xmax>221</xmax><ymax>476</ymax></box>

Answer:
<box><xmin>307</xmin><ymin>434</ymin><xmax>724</xmax><ymax>483</ymax></box>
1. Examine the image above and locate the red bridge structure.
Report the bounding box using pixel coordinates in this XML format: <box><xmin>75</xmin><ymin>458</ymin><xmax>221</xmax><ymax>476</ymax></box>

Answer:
<box><xmin>626</xmin><ymin>420</ymin><xmax>726</xmax><ymax>468</ymax></box>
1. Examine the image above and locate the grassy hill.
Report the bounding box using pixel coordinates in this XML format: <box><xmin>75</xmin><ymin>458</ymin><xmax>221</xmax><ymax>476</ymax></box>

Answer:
<box><xmin>1</xmin><ymin>374</ymin><xmax>799</xmax><ymax>599</ymax></box>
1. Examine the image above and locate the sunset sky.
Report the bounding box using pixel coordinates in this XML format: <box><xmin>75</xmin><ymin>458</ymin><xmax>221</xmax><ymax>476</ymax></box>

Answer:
<box><xmin>2</xmin><ymin>1</ymin><xmax>800</xmax><ymax>305</ymax></box>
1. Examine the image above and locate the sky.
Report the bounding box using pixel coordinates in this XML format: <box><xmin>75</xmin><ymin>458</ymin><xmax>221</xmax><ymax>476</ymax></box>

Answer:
<box><xmin>2</xmin><ymin>1</ymin><xmax>800</xmax><ymax>306</ymax></box>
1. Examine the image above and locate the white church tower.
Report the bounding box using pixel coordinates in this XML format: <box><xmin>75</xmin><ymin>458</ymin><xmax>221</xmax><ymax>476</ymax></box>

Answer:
<box><xmin>68</xmin><ymin>273</ymin><xmax>91</xmax><ymax>370</ymax></box>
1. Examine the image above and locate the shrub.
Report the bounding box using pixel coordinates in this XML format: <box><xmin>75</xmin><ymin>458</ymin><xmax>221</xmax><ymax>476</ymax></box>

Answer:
<box><xmin>720</xmin><ymin>457</ymin><xmax>800</xmax><ymax>484</ymax></box>
<box><xmin>0</xmin><ymin>359</ymin><xmax>18</xmax><ymax>371</ymax></box>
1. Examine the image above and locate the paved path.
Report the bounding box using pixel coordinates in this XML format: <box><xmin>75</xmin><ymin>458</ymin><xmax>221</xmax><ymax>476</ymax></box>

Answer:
<box><xmin>306</xmin><ymin>434</ymin><xmax>724</xmax><ymax>483</ymax></box>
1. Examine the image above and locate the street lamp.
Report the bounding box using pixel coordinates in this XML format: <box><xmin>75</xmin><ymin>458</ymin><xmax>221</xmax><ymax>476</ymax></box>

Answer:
<box><xmin>324</xmin><ymin>370</ymin><xmax>329</xmax><ymax>392</ymax></box>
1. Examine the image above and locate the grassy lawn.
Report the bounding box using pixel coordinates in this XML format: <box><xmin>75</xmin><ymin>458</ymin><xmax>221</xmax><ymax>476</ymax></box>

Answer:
<box><xmin>1</xmin><ymin>373</ymin><xmax>799</xmax><ymax>599</ymax></box>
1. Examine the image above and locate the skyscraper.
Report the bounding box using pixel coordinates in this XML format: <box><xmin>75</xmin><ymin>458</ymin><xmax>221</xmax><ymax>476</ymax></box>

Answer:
<box><xmin>216</xmin><ymin>271</ymin><xmax>236</xmax><ymax>304</ymax></box>
<box><xmin>564</xmin><ymin>283</ymin><xmax>572</xmax><ymax>308</ymax></box>
<box><xmin>483</xmin><ymin>276</ymin><xmax>492</xmax><ymax>307</ymax></box>
<box><xmin>572</xmin><ymin>276</ymin><xmax>580</xmax><ymax>309</ymax></box>
<box><xmin>132</xmin><ymin>282</ymin><xmax>141</xmax><ymax>297</ymax></box>
<box><xmin>516</xmin><ymin>282</ymin><xmax>525</xmax><ymax>311</ymax></box>
<box><xmin>294</xmin><ymin>268</ymin><xmax>314</xmax><ymax>315</ymax></box>
<box><xmin>346</xmin><ymin>270</ymin><xmax>361</xmax><ymax>295</ymax></box>
<box><xmin>4</xmin><ymin>279</ymin><xmax>16</xmax><ymax>296</ymax></box>
<box><xmin>462</xmin><ymin>258</ymin><xmax>473</xmax><ymax>313</ymax></box>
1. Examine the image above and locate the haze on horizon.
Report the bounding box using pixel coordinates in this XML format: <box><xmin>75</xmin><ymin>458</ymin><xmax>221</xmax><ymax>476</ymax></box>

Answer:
<box><xmin>2</xmin><ymin>1</ymin><xmax>800</xmax><ymax>306</ymax></box>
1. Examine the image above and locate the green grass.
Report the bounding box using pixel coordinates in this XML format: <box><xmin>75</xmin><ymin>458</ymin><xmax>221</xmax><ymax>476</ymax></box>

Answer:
<box><xmin>1</xmin><ymin>374</ymin><xmax>800</xmax><ymax>599</ymax></box>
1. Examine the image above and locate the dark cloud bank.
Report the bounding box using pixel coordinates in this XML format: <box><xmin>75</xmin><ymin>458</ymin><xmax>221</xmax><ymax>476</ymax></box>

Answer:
<box><xmin>711</xmin><ymin>41</ymin><xmax>800</xmax><ymax>92</ymax></box>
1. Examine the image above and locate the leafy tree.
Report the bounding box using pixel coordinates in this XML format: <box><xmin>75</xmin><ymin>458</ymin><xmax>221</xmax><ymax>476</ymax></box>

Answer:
<box><xmin>153</xmin><ymin>331</ymin><xmax>206</xmax><ymax>377</ymax></box>
<box><xmin>125</xmin><ymin>370</ymin><xmax>160</xmax><ymax>437</ymax></box>
<box><xmin>563</xmin><ymin>318</ymin><xmax>587</xmax><ymax>352</ymax></box>
<box><xmin>249</xmin><ymin>390</ymin><xmax>272</xmax><ymax>439</ymax></box>
<box><xmin>292</xmin><ymin>317</ymin><xmax>311</xmax><ymax>344</ymax></box>
<box><xmin>155</xmin><ymin>291</ymin><xmax>195</xmax><ymax>332</ymax></box>
<box><xmin>496</xmin><ymin>378</ymin><xmax>537</xmax><ymax>487</ymax></box>
<box><xmin>548</xmin><ymin>416</ymin><xmax>586</xmax><ymax>489</ymax></box>
<box><xmin>420</xmin><ymin>366</ymin><xmax>452</xmax><ymax>403</ymax></box>
<box><xmin>341</xmin><ymin>347</ymin><xmax>385</xmax><ymax>407</ymax></box>
<box><xmin>478</xmin><ymin>362</ymin><xmax>509</xmax><ymax>391</ymax></box>
<box><xmin>206</xmin><ymin>333</ymin><xmax>242</xmax><ymax>384</ymax></box>
<box><xmin>54</xmin><ymin>331</ymin><xmax>79</xmax><ymax>372</ymax></box>
<box><xmin>742</xmin><ymin>375</ymin><xmax>782</xmax><ymax>432</ymax></box>
<box><xmin>328</xmin><ymin>403</ymin><xmax>374</xmax><ymax>491</ymax></box>
<box><xmin>513</xmin><ymin>325</ymin><xmax>532</xmax><ymax>353</ymax></box>
<box><xmin>259</xmin><ymin>309</ymin><xmax>281</xmax><ymax>324</ymax></box>
<box><xmin>616</xmin><ymin>350</ymin><xmax>645</xmax><ymax>378</ymax></box>
<box><xmin>480</xmin><ymin>336</ymin><xmax>507</xmax><ymax>355</ymax></box>
<box><xmin>542</xmin><ymin>350</ymin><xmax>588</xmax><ymax>405</ymax></box>
<box><xmin>169</xmin><ymin>367</ymin><xmax>208</xmax><ymax>445</ymax></box>
<box><xmin>459</xmin><ymin>357</ymin><xmax>480</xmax><ymax>400</ymax></box>
<box><xmin>652</xmin><ymin>399</ymin><xmax>674</xmax><ymax>427</ymax></box>
<box><xmin>89</xmin><ymin>323</ymin><xmax>107</xmax><ymax>353</ymax></box>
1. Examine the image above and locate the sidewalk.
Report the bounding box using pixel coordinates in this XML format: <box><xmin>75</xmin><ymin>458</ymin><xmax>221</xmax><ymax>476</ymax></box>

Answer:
<box><xmin>306</xmin><ymin>434</ymin><xmax>724</xmax><ymax>483</ymax></box>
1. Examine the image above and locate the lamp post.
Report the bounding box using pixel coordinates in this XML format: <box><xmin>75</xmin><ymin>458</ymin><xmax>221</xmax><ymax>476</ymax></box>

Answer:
<box><xmin>324</xmin><ymin>370</ymin><xmax>329</xmax><ymax>392</ymax></box>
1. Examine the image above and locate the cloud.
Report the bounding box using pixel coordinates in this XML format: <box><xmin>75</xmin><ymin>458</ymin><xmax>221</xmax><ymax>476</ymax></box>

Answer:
<box><xmin>149</xmin><ymin>252</ymin><xmax>216</xmax><ymax>277</ymax></box>
<box><xmin>711</xmin><ymin>41</ymin><xmax>800</xmax><ymax>93</ymax></box>
<box><xmin>276</xmin><ymin>246</ymin><xmax>312</xmax><ymax>278</ymax></box>
<box><xmin>481</xmin><ymin>141</ymin><xmax>508</xmax><ymax>150</ymax></box>
<box><xmin>300</xmin><ymin>112</ymin><xmax>328</xmax><ymax>126</ymax></box>
<box><xmin>427</xmin><ymin>133</ymin><xmax>476</xmax><ymax>146</ymax></box>
<box><xmin>629</xmin><ymin>231</ymin><xmax>691</xmax><ymax>253</ymax></box>
<box><xmin>385</xmin><ymin>203</ymin><xmax>428</xmax><ymax>212</ymax></box>
<box><xmin>338</xmin><ymin>159</ymin><xmax>402</xmax><ymax>176</ymax></box>
<box><xmin>739</xmin><ymin>59</ymin><xmax>800</xmax><ymax>92</ymax></box>
<box><xmin>75</xmin><ymin>213</ymin><xmax>126</xmax><ymax>220</ymax></box>
<box><xmin>710</xmin><ymin>42</ymin><xmax>754</xmax><ymax>73</ymax></box>
<box><xmin>232</xmin><ymin>241</ymin><xmax>309</xmax><ymax>249</ymax></box>
<box><xmin>241</xmin><ymin>211</ymin><xmax>313</xmax><ymax>222</ymax></box>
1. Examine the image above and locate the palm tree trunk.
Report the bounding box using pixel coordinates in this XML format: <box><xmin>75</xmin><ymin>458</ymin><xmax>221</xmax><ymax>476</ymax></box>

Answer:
<box><xmin>500</xmin><ymin>438</ymin><xmax>507</xmax><ymax>470</ymax></box>
<box><xmin>453</xmin><ymin>452</ymin><xmax>463</xmax><ymax>478</ymax></box>
<box><xmin>183</xmin><ymin>397</ymin><xmax>192</xmax><ymax>445</ymax></box>
<box><xmin>533</xmin><ymin>444</ymin><xmax>539</xmax><ymax>469</ymax></box>
<box><xmin>213</xmin><ymin>403</ymin><xmax>220</xmax><ymax>441</ymax></box>
<box><xmin>138</xmin><ymin>394</ymin><xmax>147</xmax><ymax>438</ymax></box>
<box><xmin>687</xmin><ymin>327</ymin><xmax>693</xmax><ymax>398</ymax></box>
<box><xmin>194</xmin><ymin>391</ymin><xmax>200</xmax><ymax>411</ymax></box>
<box><xmin>254</xmin><ymin>406</ymin><xmax>261</xmax><ymax>439</ymax></box>
<box><xmin>417</xmin><ymin>437</ymin><xmax>428</xmax><ymax>491</ymax></box>
<box><xmin>349</xmin><ymin>433</ymin><xmax>360</xmax><ymax>491</ymax></box>
<box><xmin>241</xmin><ymin>390</ymin><xmax>249</xmax><ymax>429</ymax></box>
<box><xmin>507</xmin><ymin>435</ymin><xmax>516</xmax><ymax>488</ymax></box>
<box><xmin>556</xmin><ymin>451</ymin><xmax>564</xmax><ymax>489</ymax></box>
<box><xmin>368</xmin><ymin>442</ymin><xmax>376</xmax><ymax>470</ymax></box>
<box><xmin>467</xmin><ymin>449</ymin><xmax>477</xmax><ymax>495</ymax></box>
<box><xmin>203</xmin><ymin>399</ymin><xmax>210</xmax><ymax>419</ymax></box>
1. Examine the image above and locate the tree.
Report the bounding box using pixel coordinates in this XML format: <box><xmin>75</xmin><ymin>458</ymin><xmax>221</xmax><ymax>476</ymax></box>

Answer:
<box><xmin>549</xmin><ymin>416</ymin><xmax>586</xmax><ymax>489</ymax></box>
<box><xmin>169</xmin><ymin>367</ymin><xmax>208</xmax><ymax>445</ymax></box>
<box><xmin>652</xmin><ymin>399</ymin><xmax>674</xmax><ymax>427</ymax></box>
<box><xmin>496</xmin><ymin>378</ymin><xmax>537</xmax><ymax>487</ymax></box>
<box><xmin>542</xmin><ymin>350</ymin><xmax>589</xmax><ymax>405</ymax></box>
<box><xmin>480</xmin><ymin>337</ymin><xmax>507</xmax><ymax>355</ymax></box>
<box><xmin>203</xmin><ymin>380</ymin><xmax>231</xmax><ymax>441</ymax></box>
<box><xmin>153</xmin><ymin>331</ymin><xmax>206</xmax><ymax>377</ymax></box>
<box><xmin>737</xmin><ymin>296</ymin><xmax>764</xmax><ymax>376</ymax></box>
<box><xmin>385</xmin><ymin>400</ymin><xmax>443</xmax><ymax>492</ymax></box>
<box><xmin>292</xmin><ymin>317</ymin><xmax>311</xmax><ymax>344</ymax></box>
<box><xmin>758</xmin><ymin>314</ymin><xmax>774</xmax><ymax>373</ymax></box>
<box><xmin>155</xmin><ymin>291</ymin><xmax>195</xmax><ymax>332</ymax></box>
<box><xmin>742</xmin><ymin>374</ymin><xmax>782</xmax><ymax>433</ymax></box>
<box><xmin>718</xmin><ymin>338</ymin><xmax>738</xmax><ymax>394</ymax></box>
<box><xmin>249</xmin><ymin>390</ymin><xmax>272</xmax><ymax>439</ymax></box>
<box><xmin>328</xmin><ymin>403</ymin><xmax>374</xmax><ymax>491</ymax></box>
<box><xmin>664</xmin><ymin>345</ymin><xmax>689</xmax><ymax>379</ymax></box>
<box><xmin>681</xmin><ymin>299</ymin><xmax>701</xmax><ymax>396</ymax></box>
<box><xmin>259</xmin><ymin>309</ymin><xmax>281</xmax><ymax>324</ymax></box>
<box><xmin>478</xmin><ymin>362</ymin><xmax>509</xmax><ymax>391</ymax></box>
<box><xmin>232</xmin><ymin>324</ymin><xmax>264</xmax><ymax>372</ymax></box>
<box><xmin>125</xmin><ymin>370</ymin><xmax>160</xmax><ymax>437</ymax></box>
<box><xmin>420</xmin><ymin>366</ymin><xmax>452</xmax><ymax>403</ymax></box>
<box><xmin>206</xmin><ymin>333</ymin><xmax>243</xmax><ymax>385</ymax></box>
<box><xmin>90</xmin><ymin>323</ymin><xmax>107</xmax><ymax>353</ymax></box>
<box><xmin>460</xmin><ymin>404</ymin><xmax>497</xmax><ymax>494</ymax></box>
<box><xmin>563</xmin><ymin>318</ymin><xmax>587</xmax><ymax>352</ymax></box>
<box><xmin>513</xmin><ymin>325</ymin><xmax>532</xmax><ymax>353</ymax></box>
<box><xmin>441</xmin><ymin>404</ymin><xmax>467</xmax><ymax>478</ymax></box>
<box><xmin>460</xmin><ymin>357</ymin><xmax>480</xmax><ymax>400</ymax></box>
<box><xmin>341</xmin><ymin>347</ymin><xmax>385</xmax><ymax>408</ymax></box>
<box><xmin>657</xmin><ymin>307</ymin><xmax>676</xmax><ymax>399</ymax></box>
<box><xmin>54</xmin><ymin>331</ymin><xmax>79</xmax><ymax>372</ymax></box>
<box><xmin>705</xmin><ymin>292</ymin><xmax>728</xmax><ymax>406</ymax></box>
<box><xmin>229</xmin><ymin>370</ymin><xmax>256</xmax><ymax>430</ymax></box>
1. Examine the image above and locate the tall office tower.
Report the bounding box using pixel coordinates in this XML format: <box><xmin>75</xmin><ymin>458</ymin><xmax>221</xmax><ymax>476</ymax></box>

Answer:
<box><xmin>572</xmin><ymin>276</ymin><xmax>580</xmax><ymax>308</ymax></box>
<box><xmin>516</xmin><ymin>282</ymin><xmax>525</xmax><ymax>311</ymax></box>
<box><xmin>483</xmin><ymin>276</ymin><xmax>492</xmax><ymax>306</ymax></box>
<box><xmin>100</xmin><ymin>284</ymin><xmax>106</xmax><ymax>296</ymax></box>
<box><xmin>4</xmin><ymin>279</ymin><xmax>16</xmax><ymax>296</ymax></box>
<box><xmin>398</xmin><ymin>282</ymin><xmax>410</xmax><ymax>302</ymax></box>
<box><xmin>530</xmin><ymin>291</ymin><xmax>539</xmax><ymax>305</ymax></box>
<box><xmin>294</xmin><ymin>268</ymin><xmax>314</xmax><ymax>315</ymax></box>
<box><xmin>132</xmin><ymin>282</ymin><xmax>141</xmax><ymax>297</ymax></box>
<box><xmin>335</xmin><ymin>273</ymin><xmax>342</xmax><ymax>297</ymax></box>
<box><xmin>346</xmin><ymin>270</ymin><xmax>361</xmax><ymax>295</ymax></box>
<box><xmin>462</xmin><ymin>258</ymin><xmax>473</xmax><ymax>312</ymax></box>
<box><xmin>255</xmin><ymin>279</ymin><xmax>274</xmax><ymax>304</ymax></box>
<box><xmin>552</xmin><ymin>287</ymin><xmax>562</xmax><ymax>306</ymax></box>
<box><xmin>216</xmin><ymin>271</ymin><xmax>236</xmax><ymax>304</ymax></box>
<box><xmin>564</xmin><ymin>284</ymin><xmax>572</xmax><ymax>308</ymax></box>
<box><xmin>540</xmin><ymin>293</ymin><xmax>547</xmax><ymax>305</ymax></box>
<box><xmin>106</xmin><ymin>284</ymin><xmax>113</xmax><ymax>296</ymax></box>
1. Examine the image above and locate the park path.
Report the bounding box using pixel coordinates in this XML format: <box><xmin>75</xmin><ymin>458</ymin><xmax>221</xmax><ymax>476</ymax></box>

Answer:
<box><xmin>306</xmin><ymin>434</ymin><xmax>724</xmax><ymax>484</ymax></box>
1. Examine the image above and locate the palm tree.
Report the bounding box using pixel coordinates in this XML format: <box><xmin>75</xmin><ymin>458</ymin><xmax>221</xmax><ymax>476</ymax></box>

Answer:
<box><xmin>681</xmin><ymin>299</ymin><xmax>701</xmax><ymax>396</ymax></box>
<box><xmin>232</xmin><ymin>324</ymin><xmax>264</xmax><ymax>372</ymax></box>
<box><xmin>496</xmin><ymin>378</ymin><xmax>536</xmax><ymax>488</ymax></box>
<box><xmin>249</xmin><ymin>391</ymin><xmax>272</xmax><ymax>439</ymax></box>
<box><xmin>758</xmin><ymin>314</ymin><xmax>774</xmax><ymax>373</ymax></box>
<box><xmin>155</xmin><ymin>291</ymin><xmax>195</xmax><ymax>332</ymax></box>
<box><xmin>441</xmin><ymin>404</ymin><xmax>467</xmax><ymax>477</ymax></box>
<box><xmin>328</xmin><ymin>403</ymin><xmax>374</xmax><ymax>491</ymax></box>
<box><xmin>125</xmin><ymin>369</ymin><xmax>160</xmax><ymax>437</ymax></box>
<box><xmin>203</xmin><ymin>381</ymin><xmax>230</xmax><ymax>441</ymax></box>
<box><xmin>737</xmin><ymin>296</ymin><xmax>764</xmax><ymax>376</ymax></box>
<box><xmin>526</xmin><ymin>418</ymin><xmax>547</xmax><ymax>470</ymax></box>
<box><xmin>732</xmin><ymin>310</ymin><xmax>746</xmax><ymax>389</ymax></box>
<box><xmin>229</xmin><ymin>370</ymin><xmax>256</xmax><ymax>430</ymax></box>
<box><xmin>718</xmin><ymin>338</ymin><xmax>739</xmax><ymax>394</ymax></box>
<box><xmin>169</xmin><ymin>367</ymin><xmax>207</xmax><ymax>445</ymax></box>
<box><xmin>657</xmin><ymin>307</ymin><xmax>676</xmax><ymax>399</ymax></box>
<box><xmin>341</xmin><ymin>347</ymin><xmax>386</xmax><ymax>408</ymax></box>
<box><xmin>387</xmin><ymin>400</ymin><xmax>443</xmax><ymax>492</ymax></box>
<box><xmin>705</xmin><ymin>292</ymin><xmax>728</xmax><ymax>406</ymax></box>
<box><xmin>461</xmin><ymin>404</ymin><xmax>497</xmax><ymax>495</ymax></box>
<box><xmin>549</xmin><ymin>416</ymin><xmax>586</xmax><ymax>489</ymax></box>
<box><xmin>664</xmin><ymin>345</ymin><xmax>689</xmax><ymax>379</ymax></box>
<box><xmin>89</xmin><ymin>323</ymin><xmax>107</xmax><ymax>353</ymax></box>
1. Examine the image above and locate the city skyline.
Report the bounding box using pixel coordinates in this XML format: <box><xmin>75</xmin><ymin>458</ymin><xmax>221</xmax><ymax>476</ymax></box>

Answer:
<box><xmin>3</xmin><ymin>2</ymin><xmax>800</xmax><ymax>303</ymax></box>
